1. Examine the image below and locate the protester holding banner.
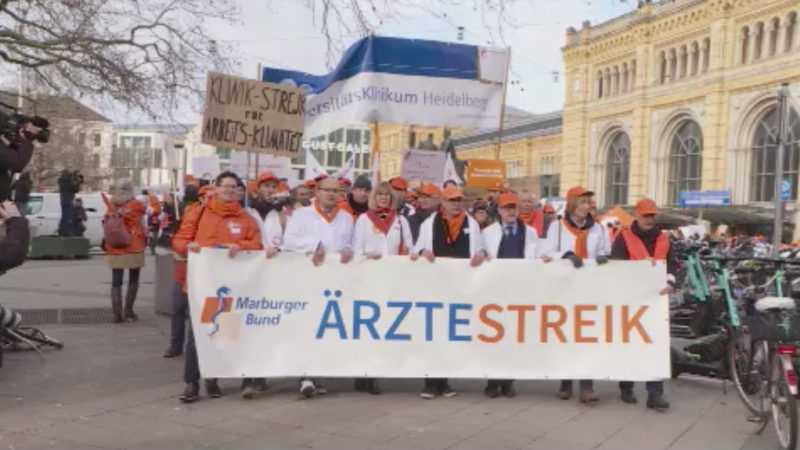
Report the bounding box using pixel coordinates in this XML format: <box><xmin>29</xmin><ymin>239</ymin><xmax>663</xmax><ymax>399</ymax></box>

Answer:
<box><xmin>163</xmin><ymin>185</ymin><xmax>206</xmax><ymax>359</ymax></box>
<box><xmin>350</xmin><ymin>181</ymin><xmax>414</xmax><ymax>395</ymax></box>
<box><xmin>103</xmin><ymin>179</ymin><xmax>148</xmax><ymax>324</ymax></box>
<box><xmin>480</xmin><ymin>191</ymin><xmax>539</xmax><ymax>398</ymax></box>
<box><xmin>172</xmin><ymin>171</ymin><xmax>264</xmax><ymax>404</ymax></box>
<box><xmin>540</xmin><ymin>186</ymin><xmax>610</xmax><ymax>403</ymax></box>
<box><xmin>248</xmin><ymin>171</ymin><xmax>286</xmax><ymax>256</ymax></box>
<box><xmin>611</xmin><ymin>198</ymin><xmax>675</xmax><ymax>411</ymax></box>
<box><xmin>282</xmin><ymin>175</ymin><xmax>354</xmax><ymax>398</ymax></box>
<box><xmin>412</xmin><ymin>184</ymin><xmax>486</xmax><ymax>399</ymax></box>
<box><xmin>407</xmin><ymin>183</ymin><xmax>441</xmax><ymax>243</ymax></box>
<box><xmin>389</xmin><ymin>177</ymin><xmax>415</xmax><ymax>218</ymax></box>
<box><xmin>339</xmin><ymin>175</ymin><xmax>370</xmax><ymax>219</ymax></box>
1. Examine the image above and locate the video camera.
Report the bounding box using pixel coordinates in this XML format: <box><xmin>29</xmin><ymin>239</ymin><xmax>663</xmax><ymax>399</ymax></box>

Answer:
<box><xmin>0</xmin><ymin>100</ymin><xmax>49</xmax><ymax>144</ymax></box>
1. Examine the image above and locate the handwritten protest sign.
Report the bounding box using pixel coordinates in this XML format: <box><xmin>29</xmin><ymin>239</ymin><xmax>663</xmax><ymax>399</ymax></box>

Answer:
<box><xmin>201</xmin><ymin>72</ymin><xmax>306</xmax><ymax>157</ymax></box>
<box><xmin>400</xmin><ymin>149</ymin><xmax>446</xmax><ymax>183</ymax></box>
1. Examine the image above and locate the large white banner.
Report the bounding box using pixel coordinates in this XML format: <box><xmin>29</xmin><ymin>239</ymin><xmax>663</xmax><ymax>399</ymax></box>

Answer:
<box><xmin>188</xmin><ymin>251</ymin><xmax>670</xmax><ymax>381</ymax></box>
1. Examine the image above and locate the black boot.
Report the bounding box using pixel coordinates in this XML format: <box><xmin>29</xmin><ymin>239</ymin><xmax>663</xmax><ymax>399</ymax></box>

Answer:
<box><xmin>366</xmin><ymin>378</ymin><xmax>381</xmax><ymax>395</ymax></box>
<box><xmin>557</xmin><ymin>380</ymin><xmax>573</xmax><ymax>400</ymax></box>
<box><xmin>500</xmin><ymin>381</ymin><xmax>516</xmax><ymax>398</ymax></box>
<box><xmin>124</xmin><ymin>283</ymin><xmax>139</xmax><ymax>322</ymax></box>
<box><xmin>620</xmin><ymin>387</ymin><xmax>638</xmax><ymax>404</ymax></box>
<box><xmin>111</xmin><ymin>287</ymin><xmax>123</xmax><ymax>323</ymax></box>
<box><xmin>646</xmin><ymin>393</ymin><xmax>669</xmax><ymax>410</ymax></box>
<box><xmin>484</xmin><ymin>380</ymin><xmax>499</xmax><ymax>398</ymax></box>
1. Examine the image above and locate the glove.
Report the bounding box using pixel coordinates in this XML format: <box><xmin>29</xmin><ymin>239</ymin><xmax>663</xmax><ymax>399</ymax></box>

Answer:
<box><xmin>563</xmin><ymin>251</ymin><xmax>583</xmax><ymax>269</ymax></box>
<box><xmin>596</xmin><ymin>255</ymin><xmax>609</xmax><ymax>265</ymax></box>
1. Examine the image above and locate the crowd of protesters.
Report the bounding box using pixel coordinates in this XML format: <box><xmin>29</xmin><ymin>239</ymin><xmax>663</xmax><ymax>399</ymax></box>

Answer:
<box><xmin>102</xmin><ymin>171</ymin><xmax>675</xmax><ymax>410</ymax></box>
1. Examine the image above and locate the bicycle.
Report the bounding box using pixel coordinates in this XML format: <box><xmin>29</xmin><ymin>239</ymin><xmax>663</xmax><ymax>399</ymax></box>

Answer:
<box><xmin>744</xmin><ymin>296</ymin><xmax>800</xmax><ymax>450</ymax></box>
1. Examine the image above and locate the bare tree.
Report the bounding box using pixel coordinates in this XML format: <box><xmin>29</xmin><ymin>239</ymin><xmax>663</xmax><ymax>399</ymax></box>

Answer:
<box><xmin>27</xmin><ymin>120</ymin><xmax>109</xmax><ymax>191</ymax></box>
<box><xmin>0</xmin><ymin>0</ymin><xmax>237</xmax><ymax>118</ymax></box>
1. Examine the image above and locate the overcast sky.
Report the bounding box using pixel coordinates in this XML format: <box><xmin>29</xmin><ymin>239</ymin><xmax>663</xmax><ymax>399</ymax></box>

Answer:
<box><xmin>105</xmin><ymin>0</ymin><xmax>637</xmax><ymax>124</ymax></box>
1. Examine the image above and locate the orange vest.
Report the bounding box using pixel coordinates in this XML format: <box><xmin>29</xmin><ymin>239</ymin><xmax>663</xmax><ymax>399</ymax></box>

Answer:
<box><xmin>621</xmin><ymin>229</ymin><xmax>669</xmax><ymax>260</ymax></box>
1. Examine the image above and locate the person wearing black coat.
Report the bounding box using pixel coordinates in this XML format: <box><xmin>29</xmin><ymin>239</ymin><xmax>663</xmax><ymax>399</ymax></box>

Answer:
<box><xmin>0</xmin><ymin>201</ymin><xmax>29</xmax><ymax>273</ymax></box>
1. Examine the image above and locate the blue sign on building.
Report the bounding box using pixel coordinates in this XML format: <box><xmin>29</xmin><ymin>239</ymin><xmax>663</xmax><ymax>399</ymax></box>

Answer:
<box><xmin>781</xmin><ymin>179</ymin><xmax>791</xmax><ymax>201</ymax></box>
<box><xmin>678</xmin><ymin>190</ymin><xmax>731</xmax><ymax>207</ymax></box>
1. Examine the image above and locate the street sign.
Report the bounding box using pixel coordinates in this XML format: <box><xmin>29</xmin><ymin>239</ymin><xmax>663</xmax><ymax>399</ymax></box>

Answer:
<box><xmin>678</xmin><ymin>190</ymin><xmax>731</xmax><ymax>207</ymax></box>
<box><xmin>781</xmin><ymin>179</ymin><xmax>791</xmax><ymax>201</ymax></box>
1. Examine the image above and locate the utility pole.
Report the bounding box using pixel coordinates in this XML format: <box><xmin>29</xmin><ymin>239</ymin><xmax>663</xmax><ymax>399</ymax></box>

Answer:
<box><xmin>772</xmin><ymin>83</ymin><xmax>790</xmax><ymax>256</ymax></box>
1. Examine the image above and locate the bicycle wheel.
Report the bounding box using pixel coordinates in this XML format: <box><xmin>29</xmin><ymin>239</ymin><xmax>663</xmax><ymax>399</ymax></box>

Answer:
<box><xmin>729</xmin><ymin>328</ymin><xmax>768</xmax><ymax>416</ymax></box>
<box><xmin>770</xmin><ymin>353</ymin><xmax>798</xmax><ymax>450</ymax></box>
<box><xmin>15</xmin><ymin>327</ymin><xmax>64</xmax><ymax>349</ymax></box>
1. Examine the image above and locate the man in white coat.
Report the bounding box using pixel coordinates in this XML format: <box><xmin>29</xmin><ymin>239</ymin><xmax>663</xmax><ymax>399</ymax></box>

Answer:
<box><xmin>480</xmin><ymin>191</ymin><xmax>538</xmax><ymax>398</ymax></box>
<box><xmin>412</xmin><ymin>185</ymin><xmax>486</xmax><ymax>399</ymax></box>
<box><xmin>248</xmin><ymin>171</ymin><xmax>286</xmax><ymax>258</ymax></box>
<box><xmin>282</xmin><ymin>175</ymin><xmax>354</xmax><ymax>398</ymax></box>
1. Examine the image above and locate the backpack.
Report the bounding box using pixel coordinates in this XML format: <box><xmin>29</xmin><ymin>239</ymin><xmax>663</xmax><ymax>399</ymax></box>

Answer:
<box><xmin>103</xmin><ymin>202</ymin><xmax>131</xmax><ymax>249</ymax></box>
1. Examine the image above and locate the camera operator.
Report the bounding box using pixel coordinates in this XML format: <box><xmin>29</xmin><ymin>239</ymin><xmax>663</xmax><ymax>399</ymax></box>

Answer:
<box><xmin>58</xmin><ymin>169</ymin><xmax>83</xmax><ymax>237</ymax></box>
<box><xmin>0</xmin><ymin>123</ymin><xmax>37</xmax><ymax>203</ymax></box>
<box><xmin>0</xmin><ymin>201</ymin><xmax>29</xmax><ymax>272</ymax></box>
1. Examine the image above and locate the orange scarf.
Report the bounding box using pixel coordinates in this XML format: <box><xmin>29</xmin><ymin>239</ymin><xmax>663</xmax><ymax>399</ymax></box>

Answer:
<box><xmin>562</xmin><ymin>217</ymin><xmax>590</xmax><ymax>258</ymax></box>
<box><xmin>314</xmin><ymin>200</ymin><xmax>340</xmax><ymax>224</ymax></box>
<box><xmin>367</xmin><ymin>207</ymin><xmax>396</xmax><ymax>235</ymax></box>
<box><xmin>206</xmin><ymin>196</ymin><xmax>242</xmax><ymax>217</ymax></box>
<box><xmin>441</xmin><ymin>210</ymin><xmax>466</xmax><ymax>242</ymax></box>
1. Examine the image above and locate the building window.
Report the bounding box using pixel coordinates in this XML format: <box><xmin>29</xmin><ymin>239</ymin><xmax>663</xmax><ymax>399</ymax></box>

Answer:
<box><xmin>741</xmin><ymin>26</ymin><xmax>750</xmax><ymax>64</ymax></box>
<box><xmin>93</xmin><ymin>134</ymin><xmax>101</xmax><ymax>147</ymax></box>
<box><xmin>216</xmin><ymin>147</ymin><xmax>232</xmax><ymax>160</ymax></box>
<box><xmin>690</xmin><ymin>42</ymin><xmax>700</xmax><ymax>76</ymax></box>
<box><xmin>750</xmin><ymin>107</ymin><xmax>800</xmax><ymax>202</ymax></box>
<box><xmin>702</xmin><ymin>38</ymin><xmax>711</xmax><ymax>72</ymax></box>
<box><xmin>506</xmin><ymin>159</ymin><xmax>523</xmax><ymax>179</ymax></box>
<box><xmin>621</xmin><ymin>63</ymin><xmax>629</xmax><ymax>94</ymax></box>
<box><xmin>668</xmin><ymin>120</ymin><xmax>703</xmax><ymax>204</ymax></box>
<box><xmin>630</xmin><ymin>59</ymin><xmax>636</xmax><ymax>90</ymax></box>
<box><xmin>679</xmin><ymin>45</ymin><xmax>688</xmax><ymax>79</ymax></box>
<box><xmin>597</xmin><ymin>70</ymin><xmax>604</xmax><ymax>98</ymax></box>
<box><xmin>669</xmin><ymin>49</ymin><xmax>677</xmax><ymax>81</ymax></box>
<box><xmin>769</xmin><ymin>17</ymin><xmax>780</xmax><ymax>57</ymax></box>
<box><xmin>605</xmin><ymin>132</ymin><xmax>630</xmax><ymax>206</ymax></box>
<box><xmin>153</xmin><ymin>149</ymin><xmax>163</xmax><ymax>168</ymax></box>
<box><xmin>754</xmin><ymin>22</ymin><xmax>764</xmax><ymax>60</ymax></box>
<box><xmin>658</xmin><ymin>51</ymin><xmax>667</xmax><ymax>84</ymax></box>
<box><xmin>327</xmin><ymin>129</ymin><xmax>343</xmax><ymax>167</ymax></box>
<box><xmin>613</xmin><ymin>66</ymin><xmax>620</xmax><ymax>95</ymax></box>
<box><xmin>408</xmin><ymin>132</ymin><xmax>416</xmax><ymax>148</ymax></box>
<box><xmin>78</xmin><ymin>132</ymin><xmax>86</xmax><ymax>145</ymax></box>
<box><xmin>786</xmin><ymin>12</ymin><xmax>797</xmax><ymax>53</ymax></box>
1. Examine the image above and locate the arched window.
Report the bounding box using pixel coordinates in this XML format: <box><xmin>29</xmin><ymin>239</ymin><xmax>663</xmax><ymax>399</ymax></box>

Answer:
<box><xmin>621</xmin><ymin>63</ymin><xmax>629</xmax><ymax>93</ymax></box>
<box><xmin>741</xmin><ymin>26</ymin><xmax>750</xmax><ymax>64</ymax></box>
<box><xmin>753</xmin><ymin>22</ymin><xmax>764</xmax><ymax>60</ymax></box>
<box><xmin>769</xmin><ymin>17</ymin><xmax>780</xmax><ymax>57</ymax></box>
<box><xmin>679</xmin><ymin>45</ymin><xmax>688</xmax><ymax>78</ymax></box>
<box><xmin>613</xmin><ymin>66</ymin><xmax>620</xmax><ymax>95</ymax></box>
<box><xmin>750</xmin><ymin>107</ymin><xmax>800</xmax><ymax>202</ymax></box>
<box><xmin>597</xmin><ymin>70</ymin><xmax>604</xmax><ymax>98</ymax></box>
<box><xmin>668</xmin><ymin>120</ymin><xmax>703</xmax><ymax>204</ymax></box>
<box><xmin>691</xmin><ymin>42</ymin><xmax>700</xmax><ymax>76</ymax></box>
<box><xmin>669</xmin><ymin>49</ymin><xmax>677</xmax><ymax>81</ymax></box>
<box><xmin>702</xmin><ymin>38</ymin><xmax>711</xmax><ymax>72</ymax></box>
<box><xmin>786</xmin><ymin>13</ymin><xmax>797</xmax><ymax>53</ymax></box>
<box><xmin>606</xmin><ymin>132</ymin><xmax>630</xmax><ymax>206</ymax></box>
<box><xmin>605</xmin><ymin>68</ymin><xmax>611</xmax><ymax>96</ymax></box>
<box><xmin>659</xmin><ymin>51</ymin><xmax>667</xmax><ymax>84</ymax></box>
<box><xmin>630</xmin><ymin>59</ymin><xmax>637</xmax><ymax>90</ymax></box>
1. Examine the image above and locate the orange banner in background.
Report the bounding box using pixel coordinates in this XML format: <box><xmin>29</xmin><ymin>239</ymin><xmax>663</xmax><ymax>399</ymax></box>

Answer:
<box><xmin>465</xmin><ymin>159</ymin><xmax>505</xmax><ymax>188</ymax></box>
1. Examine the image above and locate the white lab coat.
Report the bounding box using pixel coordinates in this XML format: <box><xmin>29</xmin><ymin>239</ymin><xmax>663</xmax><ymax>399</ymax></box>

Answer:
<box><xmin>247</xmin><ymin>208</ymin><xmax>285</xmax><ymax>249</ymax></box>
<box><xmin>481</xmin><ymin>221</ymin><xmax>539</xmax><ymax>259</ymax></box>
<box><xmin>540</xmin><ymin>218</ymin><xmax>610</xmax><ymax>259</ymax></box>
<box><xmin>352</xmin><ymin>213</ymin><xmax>414</xmax><ymax>256</ymax></box>
<box><xmin>282</xmin><ymin>203</ymin><xmax>353</xmax><ymax>254</ymax></box>
<box><xmin>413</xmin><ymin>212</ymin><xmax>483</xmax><ymax>256</ymax></box>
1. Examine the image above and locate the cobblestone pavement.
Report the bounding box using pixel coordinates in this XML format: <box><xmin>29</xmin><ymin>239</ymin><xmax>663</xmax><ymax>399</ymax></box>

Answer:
<box><xmin>0</xmin><ymin>257</ymin><xmax>788</xmax><ymax>449</ymax></box>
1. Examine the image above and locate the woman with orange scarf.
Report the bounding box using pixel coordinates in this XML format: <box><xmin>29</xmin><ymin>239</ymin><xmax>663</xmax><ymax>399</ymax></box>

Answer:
<box><xmin>351</xmin><ymin>182</ymin><xmax>413</xmax><ymax>395</ymax></box>
<box><xmin>540</xmin><ymin>186</ymin><xmax>610</xmax><ymax>404</ymax></box>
